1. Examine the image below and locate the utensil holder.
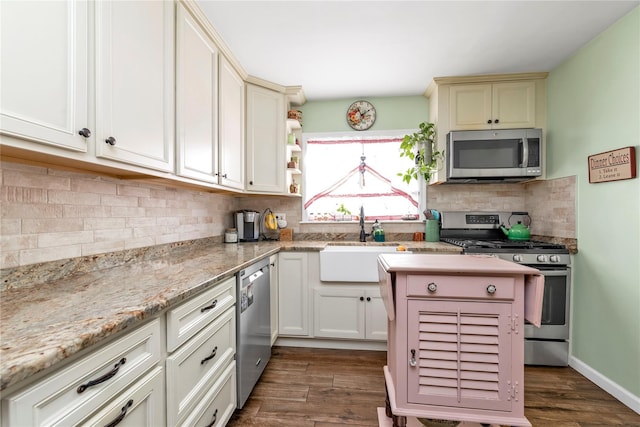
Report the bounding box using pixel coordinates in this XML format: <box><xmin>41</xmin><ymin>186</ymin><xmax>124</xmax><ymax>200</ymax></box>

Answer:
<box><xmin>425</xmin><ymin>220</ymin><xmax>440</xmax><ymax>242</ymax></box>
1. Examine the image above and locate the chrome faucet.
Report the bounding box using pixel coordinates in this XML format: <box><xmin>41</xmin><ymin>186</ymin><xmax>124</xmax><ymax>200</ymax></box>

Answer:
<box><xmin>359</xmin><ymin>205</ymin><xmax>370</xmax><ymax>242</ymax></box>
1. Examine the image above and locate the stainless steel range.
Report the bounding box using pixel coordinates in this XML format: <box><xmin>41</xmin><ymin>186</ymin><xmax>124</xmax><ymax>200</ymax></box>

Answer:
<box><xmin>440</xmin><ymin>211</ymin><xmax>571</xmax><ymax>366</ymax></box>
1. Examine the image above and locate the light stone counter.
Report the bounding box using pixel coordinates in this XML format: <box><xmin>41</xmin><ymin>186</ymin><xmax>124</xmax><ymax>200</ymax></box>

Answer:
<box><xmin>0</xmin><ymin>240</ymin><xmax>460</xmax><ymax>391</ymax></box>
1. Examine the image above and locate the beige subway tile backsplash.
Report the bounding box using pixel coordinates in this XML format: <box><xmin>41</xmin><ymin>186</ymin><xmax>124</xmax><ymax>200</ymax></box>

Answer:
<box><xmin>1</xmin><ymin>161</ymin><xmax>238</xmax><ymax>269</ymax></box>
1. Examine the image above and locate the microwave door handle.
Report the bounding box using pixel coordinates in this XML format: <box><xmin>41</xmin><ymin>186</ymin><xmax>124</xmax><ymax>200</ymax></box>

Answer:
<box><xmin>520</xmin><ymin>138</ymin><xmax>529</xmax><ymax>167</ymax></box>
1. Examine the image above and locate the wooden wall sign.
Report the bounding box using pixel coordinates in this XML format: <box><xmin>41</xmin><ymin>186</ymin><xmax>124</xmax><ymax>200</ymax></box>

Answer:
<box><xmin>588</xmin><ymin>146</ymin><xmax>636</xmax><ymax>183</ymax></box>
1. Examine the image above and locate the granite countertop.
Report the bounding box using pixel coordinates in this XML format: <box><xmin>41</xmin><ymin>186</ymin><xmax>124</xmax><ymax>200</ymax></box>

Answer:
<box><xmin>0</xmin><ymin>240</ymin><xmax>460</xmax><ymax>392</ymax></box>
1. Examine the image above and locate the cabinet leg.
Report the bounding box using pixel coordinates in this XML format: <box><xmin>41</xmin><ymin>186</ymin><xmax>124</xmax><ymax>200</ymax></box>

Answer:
<box><xmin>392</xmin><ymin>415</ymin><xmax>407</xmax><ymax>427</ymax></box>
<box><xmin>385</xmin><ymin>385</ymin><xmax>392</xmax><ymax>417</ymax></box>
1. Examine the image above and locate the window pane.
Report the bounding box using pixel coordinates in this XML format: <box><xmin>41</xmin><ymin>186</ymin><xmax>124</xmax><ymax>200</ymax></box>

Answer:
<box><xmin>303</xmin><ymin>130</ymin><xmax>420</xmax><ymax>221</ymax></box>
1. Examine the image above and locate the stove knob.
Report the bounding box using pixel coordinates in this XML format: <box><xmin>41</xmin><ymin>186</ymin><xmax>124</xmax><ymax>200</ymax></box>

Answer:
<box><xmin>537</xmin><ymin>255</ymin><xmax>548</xmax><ymax>262</ymax></box>
<box><xmin>513</xmin><ymin>255</ymin><xmax>523</xmax><ymax>262</ymax></box>
<box><xmin>550</xmin><ymin>255</ymin><xmax>560</xmax><ymax>263</ymax></box>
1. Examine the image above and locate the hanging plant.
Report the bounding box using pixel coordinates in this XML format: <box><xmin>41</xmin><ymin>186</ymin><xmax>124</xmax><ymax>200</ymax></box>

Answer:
<box><xmin>397</xmin><ymin>122</ymin><xmax>444</xmax><ymax>184</ymax></box>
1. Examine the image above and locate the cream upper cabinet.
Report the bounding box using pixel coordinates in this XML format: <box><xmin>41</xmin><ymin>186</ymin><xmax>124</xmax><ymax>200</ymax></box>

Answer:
<box><xmin>0</xmin><ymin>0</ymin><xmax>90</xmax><ymax>152</ymax></box>
<box><xmin>246</xmin><ymin>84</ymin><xmax>286</xmax><ymax>193</ymax></box>
<box><xmin>218</xmin><ymin>56</ymin><xmax>245</xmax><ymax>190</ymax></box>
<box><xmin>94</xmin><ymin>0</ymin><xmax>175</xmax><ymax>172</ymax></box>
<box><xmin>450</xmin><ymin>81</ymin><xmax>536</xmax><ymax>130</ymax></box>
<box><xmin>175</xmin><ymin>3</ymin><xmax>219</xmax><ymax>183</ymax></box>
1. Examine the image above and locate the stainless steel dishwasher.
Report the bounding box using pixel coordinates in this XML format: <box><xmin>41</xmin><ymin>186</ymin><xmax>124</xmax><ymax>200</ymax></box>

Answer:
<box><xmin>236</xmin><ymin>257</ymin><xmax>271</xmax><ymax>408</ymax></box>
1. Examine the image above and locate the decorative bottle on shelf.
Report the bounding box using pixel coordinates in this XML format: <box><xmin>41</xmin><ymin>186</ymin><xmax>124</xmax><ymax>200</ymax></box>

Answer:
<box><xmin>289</xmin><ymin>179</ymin><xmax>299</xmax><ymax>194</ymax></box>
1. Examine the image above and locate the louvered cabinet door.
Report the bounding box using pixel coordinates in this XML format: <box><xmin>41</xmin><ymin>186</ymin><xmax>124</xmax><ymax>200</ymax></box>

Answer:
<box><xmin>406</xmin><ymin>299</ymin><xmax>513</xmax><ymax>412</ymax></box>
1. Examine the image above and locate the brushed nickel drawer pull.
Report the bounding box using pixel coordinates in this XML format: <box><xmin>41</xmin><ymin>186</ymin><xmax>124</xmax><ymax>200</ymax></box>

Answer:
<box><xmin>77</xmin><ymin>357</ymin><xmax>126</xmax><ymax>393</ymax></box>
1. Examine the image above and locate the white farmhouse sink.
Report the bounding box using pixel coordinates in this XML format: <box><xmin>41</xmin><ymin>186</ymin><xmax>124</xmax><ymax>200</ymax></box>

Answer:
<box><xmin>320</xmin><ymin>245</ymin><xmax>410</xmax><ymax>282</ymax></box>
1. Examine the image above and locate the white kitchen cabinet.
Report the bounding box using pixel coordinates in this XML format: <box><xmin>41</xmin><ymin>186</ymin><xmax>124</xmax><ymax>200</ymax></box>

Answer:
<box><xmin>246</xmin><ymin>84</ymin><xmax>286</xmax><ymax>193</ymax></box>
<box><xmin>165</xmin><ymin>275</ymin><xmax>237</xmax><ymax>426</ymax></box>
<box><xmin>79</xmin><ymin>367</ymin><xmax>164</xmax><ymax>427</ymax></box>
<box><xmin>218</xmin><ymin>56</ymin><xmax>245</xmax><ymax>190</ymax></box>
<box><xmin>94</xmin><ymin>0</ymin><xmax>175</xmax><ymax>172</ymax></box>
<box><xmin>450</xmin><ymin>81</ymin><xmax>536</xmax><ymax>130</ymax></box>
<box><xmin>0</xmin><ymin>0</ymin><xmax>90</xmax><ymax>152</ymax></box>
<box><xmin>1</xmin><ymin>319</ymin><xmax>162</xmax><ymax>426</ymax></box>
<box><xmin>313</xmin><ymin>286</ymin><xmax>387</xmax><ymax>341</ymax></box>
<box><xmin>166</xmin><ymin>307</ymin><xmax>235</xmax><ymax>426</ymax></box>
<box><xmin>278</xmin><ymin>252</ymin><xmax>311</xmax><ymax>336</ymax></box>
<box><xmin>269</xmin><ymin>254</ymin><xmax>279</xmax><ymax>345</ymax></box>
<box><xmin>175</xmin><ymin>2</ymin><xmax>219</xmax><ymax>183</ymax></box>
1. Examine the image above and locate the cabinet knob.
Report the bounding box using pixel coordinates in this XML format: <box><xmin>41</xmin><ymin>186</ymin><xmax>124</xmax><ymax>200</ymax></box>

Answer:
<box><xmin>78</xmin><ymin>128</ymin><xmax>91</xmax><ymax>138</ymax></box>
<box><xmin>222</xmin><ymin>173</ymin><xmax>228</xmax><ymax>179</ymax></box>
<box><xmin>427</xmin><ymin>282</ymin><xmax>437</xmax><ymax>293</ymax></box>
<box><xmin>105</xmin><ymin>136</ymin><xmax>117</xmax><ymax>146</ymax></box>
<box><xmin>366</xmin><ymin>296</ymin><xmax>371</xmax><ymax>302</ymax></box>
<box><xmin>486</xmin><ymin>284</ymin><xmax>497</xmax><ymax>294</ymax></box>
<box><xmin>487</xmin><ymin>119</ymin><xmax>492</xmax><ymax>124</ymax></box>
<box><xmin>249</xmin><ymin>181</ymin><xmax>254</xmax><ymax>185</ymax></box>
<box><xmin>360</xmin><ymin>296</ymin><xmax>364</xmax><ymax>301</ymax></box>
<box><xmin>494</xmin><ymin>119</ymin><xmax>499</xmax><ymax>124</ymax></box>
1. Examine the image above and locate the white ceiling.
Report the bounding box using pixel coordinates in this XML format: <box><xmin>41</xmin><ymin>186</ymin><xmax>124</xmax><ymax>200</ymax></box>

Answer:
<box><xmin>197</xmin><ymin>1</ymin><xmax>639</xmax><ymax>101</ymax></box>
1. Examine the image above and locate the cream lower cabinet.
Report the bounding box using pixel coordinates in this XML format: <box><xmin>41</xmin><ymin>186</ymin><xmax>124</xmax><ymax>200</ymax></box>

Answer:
<box><xmin>165</xmin><ymin>275</ymin><xmax>237</xmax><ymax>427</ymax></box>
<box><xmin>1</xmin><ymin>320</ymin><xmax>163</xmax><ymax>426</ymax></box>
<box><xmin>313</xmin><ymin>286</ymin><xmax>387</xmax><ymax>341</ymax></box>
<box><xmin>246</xmin><ymin>84</ymin><xmax>286</xmax><ymax>193</ymax></box>
<box><xmin>0</xmin><ymin>0</ymin><xmax>90</xmax><ymax>152</ymax></box>
<box><xmin>278</xmin><ymin>252</ymin><xmax>312</xmax><ymax>337</ymax></box>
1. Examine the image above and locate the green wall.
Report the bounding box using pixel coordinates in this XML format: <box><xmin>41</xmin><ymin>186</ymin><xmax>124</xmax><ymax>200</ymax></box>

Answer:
<box><xmin>547</xmin><ymin>6</ymin><xmax>639</xmax><ymax>397</ymax></box>
<box><xmin>297</xmin><ymin>96</ymin><xmax>429</xmax><ymax>132</ymax></box>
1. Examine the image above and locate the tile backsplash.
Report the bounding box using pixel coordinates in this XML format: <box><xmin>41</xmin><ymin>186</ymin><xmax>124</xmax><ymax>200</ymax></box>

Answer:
<box><xmin>1</xmin><ymin>159</ymin><xmax>576</xmax><ymax>269</ymax></box>
<box><xmin>1</xmin><ymin>161</ymin><xmax>237</xmax><ymax>269</ymax></box>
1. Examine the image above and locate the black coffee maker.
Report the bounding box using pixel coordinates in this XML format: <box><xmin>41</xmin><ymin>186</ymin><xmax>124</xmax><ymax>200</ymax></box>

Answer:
<box><xmin>234</xmin><ymin>210</ymin><xmax>260</xmax><ymax>241</ymax></box>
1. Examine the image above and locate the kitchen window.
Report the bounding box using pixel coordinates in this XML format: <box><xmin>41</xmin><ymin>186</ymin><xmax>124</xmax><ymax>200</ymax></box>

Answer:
<box><xmin>303</xmin><ymin>130</ymin><xmax>421</xmax><ymax>221</ymax></box>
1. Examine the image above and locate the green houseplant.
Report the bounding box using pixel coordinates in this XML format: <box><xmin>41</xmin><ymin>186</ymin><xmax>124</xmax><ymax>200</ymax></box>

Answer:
<box><xmin>398</xmin><ymin>122</ymin><xmax>444</xmax><ymax>184</ymax></box>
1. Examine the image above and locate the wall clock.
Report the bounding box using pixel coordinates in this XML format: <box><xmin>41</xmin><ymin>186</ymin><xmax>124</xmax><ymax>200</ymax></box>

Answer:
<box><xmin>346</xmin><ymin>100</ymin><xmax>376</xmax><ymax>131</ymax></box>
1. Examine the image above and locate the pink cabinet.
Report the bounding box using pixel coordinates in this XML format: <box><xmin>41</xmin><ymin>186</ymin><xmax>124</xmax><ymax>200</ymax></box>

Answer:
<box><xmin>378</xmin><ymin>254</ymin><xmax>543</xmax><ymax>427</ymax></box>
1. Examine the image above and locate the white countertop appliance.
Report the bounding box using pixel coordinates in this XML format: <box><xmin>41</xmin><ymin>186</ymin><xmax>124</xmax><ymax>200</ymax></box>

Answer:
<box><xmin>440</xmin><ymin>211</ymin><xmax>571</xmax><ymax>366</ymax></box>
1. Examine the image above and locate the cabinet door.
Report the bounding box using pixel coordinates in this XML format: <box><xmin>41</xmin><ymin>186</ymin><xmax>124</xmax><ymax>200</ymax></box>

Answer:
<box><xmin>175</xmin><ymin>3</ymin><xmax>219</xmax><ymax>183</ymax></box>
<box><xmin>365</xmin><ymin>288</ymin><xmax>388</xmax><ymax>340</ymax></box>
<box><xmin>491</xmin><ymin>81</ymin><xmax>536</xmax><ymax>129</ymax></box>
<box><xmin>80</xmin><ymin>367</ymin><xmax>164</xmax><ymax>427</ymax></box>
<box><xmin>95</xmin><ymin>0</ymin><xmax>174</xmax><ymax>172</ymax></box>
<box><xmin>406</xmin><ymin>299</ymin><xmax>513</xmax><ymax>412</ymax></box>
<box><xmin>449</xmin><ymin>84</ymin><xmax>492</xmax><ymax>130</ymax></box>
<box><xmin>246</xmin><ymin>84</ymin><xmax>286</xmax><ymax>193</ymax></box>
<box><xmin>0</xmin><ymin>0</ymin><xmax>89</xmax><ymax>152</ymax></box>
<box><xmin>313</xmin><ymin>287</ymin><xmax>365</xmax><ymax>339</ymax></box>
<box><xmin>218</xmin><ymin>56</ymin><xmax>245</xmax><ymax>190</ymax></box>
<box><xmin>278</xmin><ymin>252</ymin><xmax>309</xmax><ymax>336</ymax></box>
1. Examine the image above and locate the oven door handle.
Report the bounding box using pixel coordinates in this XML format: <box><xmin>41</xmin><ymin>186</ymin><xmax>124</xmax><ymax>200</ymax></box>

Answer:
<box><xmin>535</xmin><ymin>269</ymin><xmax>568</xmax><ymax>276</ymax></box>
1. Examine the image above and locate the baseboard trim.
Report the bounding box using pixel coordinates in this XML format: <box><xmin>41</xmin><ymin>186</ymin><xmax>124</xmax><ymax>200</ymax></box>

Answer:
<box><xmin>569</xmin><ymin>355</ymin><xmax>640</xmax><ymax>415</ymax></box>
<box><xmin>275</xmin><ymin>336</ymin><xmax>387</xmax><ymax>351</ymax></box>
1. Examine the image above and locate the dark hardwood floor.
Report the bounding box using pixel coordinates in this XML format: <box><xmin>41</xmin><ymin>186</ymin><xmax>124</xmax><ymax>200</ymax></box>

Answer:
<box><xmin>227</xmin><ymin>346</ymin><xmax>640</xmax><ymax>427</ymax></box>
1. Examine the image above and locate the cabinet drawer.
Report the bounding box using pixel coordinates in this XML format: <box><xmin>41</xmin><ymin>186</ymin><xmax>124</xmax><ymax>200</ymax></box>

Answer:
<box><xmin>181</xmin><ymin>361</ymin><xmax>237</xmax><ymax>427</ymax></box>
<box><xmin>167</xmin><ymin>275</ymin><xmax>236</xmax><ymax>352</ymax></box>
<box><xmin>406</xmin><ymin>275</ymin><xmax>515</xmax><ymax>300</ymax></box>
<box><xmin>79</xmin><ymin>366</ymin><xmax>164</xmax><ymax>427</ymax></box>
<box><xmin>3</xmin><ymin>319</ymin><xmax>161</xmax><ymax>426</ymax></box>
<box><xmin>166</xmin><ymin>307</ymin><xmax>236</xmax><ymax>427</ymax></box>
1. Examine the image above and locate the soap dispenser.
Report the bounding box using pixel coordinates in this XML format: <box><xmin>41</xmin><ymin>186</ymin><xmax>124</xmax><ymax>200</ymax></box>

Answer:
<box><xmin>372</xmin><ymin>220</ymin><xmax>385</xmax><ymax>242</ymax></box>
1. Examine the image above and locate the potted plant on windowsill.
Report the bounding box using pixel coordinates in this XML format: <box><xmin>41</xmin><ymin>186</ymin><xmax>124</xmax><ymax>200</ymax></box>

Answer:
<box><xmin>398</xmin><ymin>122</ymin><xmax>443</xmax><ymax>184</ymax></box>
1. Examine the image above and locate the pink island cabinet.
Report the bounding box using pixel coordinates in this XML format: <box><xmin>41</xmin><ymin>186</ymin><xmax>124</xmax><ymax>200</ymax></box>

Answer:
<box><xmin>377</xmin><ymin>254</ymin><xmax>544</xmax><ymax>427</ymax></box>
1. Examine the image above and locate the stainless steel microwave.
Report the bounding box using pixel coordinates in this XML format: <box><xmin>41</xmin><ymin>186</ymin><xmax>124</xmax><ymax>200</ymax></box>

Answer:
<box><xmin>445</xmin><ymin>128</ymin><xmax>542</xmax><ymax>183</ymax></box>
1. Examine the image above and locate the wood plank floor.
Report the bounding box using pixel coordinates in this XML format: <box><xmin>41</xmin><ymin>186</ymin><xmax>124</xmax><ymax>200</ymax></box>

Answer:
<box><xmin>227</xmin><ymin>346</ymin><xmax>640</xmax><ymax>427</ymax></box>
